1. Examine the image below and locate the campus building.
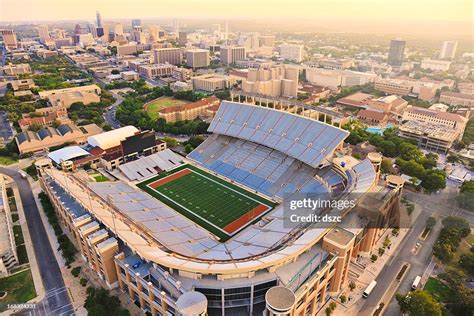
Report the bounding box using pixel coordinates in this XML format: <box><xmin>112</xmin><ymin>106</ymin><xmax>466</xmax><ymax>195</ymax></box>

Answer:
<box><xmin>2</xmin><ymin>63</ymin><xmax>32</xmax><ymax>76</ymax></box>
<box><xmin>137</xmin><ymin>64</ymin><xmax>176</xmax><ymax>79</ymax></box>
<box><xmin>400</xmin><ymin>106</ymin><xmax>468</xmax><ymax>141</ymax></box>
<box><xmin>0</xmin><ymin>176</ymin><xmax>18</xmax><ymax>277</ymax></box>
<box><xmin>15</xmin><ymin>123</ymin><xmax>102</xmax><ymax>155</ymax></box>
<box><xmin>0</xmin><ymin>29</ymin><xmax>19</xmax><ymax>51</ymax></box>
<box><xmin>38</xmin><ymin>100</ymin><xmax>404</xmax><ymax>316</ymax></box>
<box><xmin>186</xmin><ymin>49</ymin><xmax>210</xmax><ymax>69</ymax></box>
<box><xmin>279</xmin><ymin>44</ymin><xmax>304</xmax><ymax>62</ymax></box>
<box><xmin>153</xmin><ymin>47</ymin><xmax>182</xmax><ymax>65</ymax></box>
<box><xmin>19</xmin><ymin>108</ymin><xmax>71</xmax><ymax>131</ymax></box>
<box><xmin>192</xmin><ymin>74</ymin><xmax>238</xmax><ymax>92</ymax></box>
<box><xmin>220</xmin><ymin>46</ymin><xmax>246</xmax><ymax>65</ymax></box>
<box><xmin>38</xmin><ymin>85</ymin><xmax>101</xmax><ymax>108</ymax></box>
<box><xmin>439</xmin><ymin>91</ymin><xmax>474</xmax><ymax>107</ymax></box>
<box><xmin>241</xmin><ymin>65</ymin><xmax>299</xmax><ymax>98</ymax></box>
<box><xmin>157</xmin><ymin>96</ymin><xmax>220</xmax><ymax>122</ymax></box>
<box><xmin>387</xmin><ymin>39</ymin><xmax>405</xmax><ymax>66</ymax></box>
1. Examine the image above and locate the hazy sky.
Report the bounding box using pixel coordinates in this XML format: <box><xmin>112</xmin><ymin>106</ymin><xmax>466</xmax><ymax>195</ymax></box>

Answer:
<box><xmin>1</xmin><ymin>0</ymin><xmax>472</xmax><ymax>36</ymax></box>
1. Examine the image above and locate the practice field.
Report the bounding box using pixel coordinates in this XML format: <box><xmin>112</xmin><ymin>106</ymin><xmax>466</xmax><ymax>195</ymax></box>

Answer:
<box><xmin>137</xmin><ymin>165</ymin><xmax>276</xmax><ymax>240</ymax></box>
<box><xmin>144</xmin><ymin>97</ymin><xmax>190</xmax><ymax>120</ymax></box>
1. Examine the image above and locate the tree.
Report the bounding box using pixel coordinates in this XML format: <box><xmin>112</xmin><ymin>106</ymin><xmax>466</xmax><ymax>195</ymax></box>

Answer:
<box><xmin>163</xmin><ymin>137</ymin><xmax>178</xmax><ymax>147</ymax></box>
<box><xmin>185</xmin><ymin>135</ymin><xmax>204</xmax><ymax>148</ymax></box>
<box><xmin>459</xmin><ymin>252</ymin><xmax>474</xmax><ymax>275</ymax></box>
<box><xmin>457</xmin><ymin>180</ymin><xmax>474</xmax><ymax>212</ymax></box>
<box><xmin>184</xmin><ymin>144</ymin><xmax>194</xmax><ymax>154</ymax></box>
<box><xmin>325</xmin><ymin>307</ymin><xmax>333</xmax><ymax>316</ymax></box>
<box><xmin>396</xmin><ymin>291</ymin><xmax>442</xmax><ymax>316</ymax></box>
<box><xmin>422</xmin><ymin>169</ymin><xmax>446</xmax><ymax>192</ymax></box>
<box><xmin>426</xmin><ymin>217</ymin><xmax>436</xmax><ymax>229</ymax></box>
<box><xmin>349</xmin><ymin>281</ymin><xmax>356</xmax><ymax>291</ymax></box>
<box><xmin>378</xmin><ymin>247</ymin><xmax>385</xmax><ymax>256</ymax></box>
<box><xmin>381</xmin><ymin>159</ymin><xmax>392</xmax><ymax>174</ymax></box>
<box><xmin>340</xmin><ymin>295</ymin><xmax>347</xmax><ymax>304</ymax></box>
<box><xmin>433</xmin><ymin>242</ymin><xmax>454</xmax><ymax>263</ymax></box>
<box><xmin>442</xmin><ymin>216</ymin><xmax>470</xmax><ymax>238</ymax></box>
<box><xmin>447</xmin><ymin>154</ymin><xmax>460</xmax><ymax>163</ymax></box>
<box><xmin>438</xmin><ymin>267</ymin><xmax>474</xmax><ymax>315</ymax></box>
<box><xmin>371</xmin><ymin>254</ymin><xmax>378</xmax><ymax>262</ymax></box>
<box><xmin>84</xmin><ymin>287</ymin><xmax>130</xmax><ymax>316</ymax></box>
<box><xmin>111</xmin><ymin>69</ymin><xmax>120</xmax><ymax>75</ymax></box>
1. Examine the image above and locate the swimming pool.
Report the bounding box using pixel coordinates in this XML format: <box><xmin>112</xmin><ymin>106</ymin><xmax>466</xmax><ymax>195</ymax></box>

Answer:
<box><xmin>366</xmin><ymin>124</ymin><xmax>394</xmax><ymax>135</ymax></box>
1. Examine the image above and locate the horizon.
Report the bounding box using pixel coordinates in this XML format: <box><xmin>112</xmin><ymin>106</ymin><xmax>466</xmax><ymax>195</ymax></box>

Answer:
<box><xmin>1</xmin><ymin>0</ymin><xmax>472</xmax><ymax>38</ymax></box>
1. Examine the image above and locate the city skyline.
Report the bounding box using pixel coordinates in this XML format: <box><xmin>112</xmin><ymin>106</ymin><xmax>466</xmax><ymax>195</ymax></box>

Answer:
<box><xmin>1</xmin><ymin>0</ymin><xmax>472</xmax><ymax>37</ymax></box>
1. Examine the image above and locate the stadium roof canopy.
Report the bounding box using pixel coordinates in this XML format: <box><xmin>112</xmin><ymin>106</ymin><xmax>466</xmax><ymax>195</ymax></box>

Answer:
<box><xmin>87</xmin><ymin>125</ymin><xmax>138</xmax><ymax>150</ymax></box>
<box><xmin>48</xmin><ymin>146</ymin><xmax>90</xmax><ymax>165</ymax></box>
<box><xmin>208</xmin><ymin>101</ymin><xmax>349</xmax><ymax>168</ymax></box>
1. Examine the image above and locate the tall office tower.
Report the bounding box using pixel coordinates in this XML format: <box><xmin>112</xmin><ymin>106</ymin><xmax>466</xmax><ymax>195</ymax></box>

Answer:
<box><xmin>153</xmin><ymin>47</ymin><xmax>182</xmax><ymax>65</ymax></box>
<box><xmin>440</xmin><ymin>41</ymin><xmax>458</xmax><ymax>60</ymax></box>
<box><xmin>132</xmin><ymin>19</ymin><xmax>142</xmax><ymax>31</ymax></box>
<box><xmin>114</xmin><ymin>23</ymin><xmax>124</xmax><ymax>36</ymax></box>
<box><xmin>54</xmin><ymin>29</ymin><xmax>66</xmax><ymax>39</ymax></box>
<box><xmin>0</xmin><ymin>29</ymin><xmax>18</xmax><ymax>51</ymax></box>
<box><xmin>220</xmin><ymin>46</ymin><xmax>246</xmax><ymax>65</ymax></box>
<box><xmin>387</xmin><ymin>39</ymin><xmax>406</xmax><ymax>66</ymax></box>
<box><xmin>225</xmin><ymin>20</ymin><xmax>229</xmax><ymax>40</ymax></box>
<box><xmin>38</xmin><ymin>25</ymin><xmax>50</xmax><ymax>43</ymax></box>
<box><xmin>96</xmin><ymin>27</ymin><xmax>104</xmax><ymax>38</ymax></box>
<box><xmin>279</xmin><ymin>44</ymin><xmax>304</xmax><ymax>62</ymax></box>
<box><xmin>186</xmin><ymin>49</ymin><xmax>210</xmax><ymax>68</ymax></box>
<box><xmin>259</xmin><ymin>35</ymin><xmax>276</xmax><ymax>47</ymax></box>
<box><xmin>173</xmin><ymin>18</ymin><xmax>179</xmax><ymax>33</ymax></box>
<box><xmin>149</xmin><ymin>25</ymin><xmax>160</xmax><ymax>42</ymax></box>
<box><xmin>90</xmin><ymin>24</ymin><xmax>98</xmax><ymax>38</ymax></box>
<box><xmin>131</xmin><ymin>26</ymin><xmax>145</xmax><ymax>44</ymax></box>
<box><xmin>96</xmin><ymin>11</ymin><xmax>102</xmax><ymax>27</ymax></box>
<box><xmin>178</xmin><ymin>31</ymin><xmax>187</xmax><ymax>46</ymax></box>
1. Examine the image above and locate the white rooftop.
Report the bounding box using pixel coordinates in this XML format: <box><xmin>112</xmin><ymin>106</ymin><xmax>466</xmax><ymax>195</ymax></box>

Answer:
<box><xmin>48</xmin><ymin>145</ymin><xmax>90</xmax><ymax>165</ymax></box>
<box><xmin>87</xmin><ymin>125</ymin><xmax>138</xmax><ymax>150</ymax></box>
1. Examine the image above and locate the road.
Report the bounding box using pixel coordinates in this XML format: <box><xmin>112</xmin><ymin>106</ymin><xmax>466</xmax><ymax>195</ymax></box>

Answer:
<box><xmin>0</xmin><ymin>111</ymin><xmax>14</xmax><ymax>142</ymax></box>
<box><xmin>360</xmin><ymin>185</ymin><xmax>469</xmax><ymax>316</ymax></box>
<box><xmin>103</xmin><ymin>92</ymin><xmax>123</xmax><ymax>129</ymax></box>
<box><xmin>0</xmin><ymin>167</ymin><xmax>74</xmax><ymax>315</ymax></box>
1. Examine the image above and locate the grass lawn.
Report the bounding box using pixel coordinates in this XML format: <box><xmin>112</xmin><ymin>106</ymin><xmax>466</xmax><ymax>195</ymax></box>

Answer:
<box><xmin>145</xmin><ymin>97</ymin><xmax>190</xmax><ymax>120</ymax></box>
<box><xmin>16</xmin><ymin>245</ymin><xmax>28</xmax><ymax>264</ymax></box>
<box><xmin>94</xmin><ymin>175</ymin><xmax>108</xmax><ymax>182</ymax></box>
<box><xmin>137</xmin><ymin>164</ymin><xmax>276</xmax><ymax>241</ymax></box>
<box><xmin>0</xmin><ymin>270</ymin><xmax>36</xmax><ymax>312</ymax></box>
<box><xmin>0</xmin><ymin>156</ymin><xmax>17</xmax><ymax>166</ymax></box>
<box><xmin>13</xmin><ymin>225</ymin><xmax>24</xmax><ymax>246</ymax></box>
<box><xmin>424</xmin><ymin>277</ymin><xmax>453</xmax><ymax>302</ymax></box>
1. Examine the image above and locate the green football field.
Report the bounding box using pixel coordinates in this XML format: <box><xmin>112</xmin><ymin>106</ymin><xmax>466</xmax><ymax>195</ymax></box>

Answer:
<box><xmin>137</xmin><ymin>165</ymin><xmax>276</xmax><ymax>241</ymax></box>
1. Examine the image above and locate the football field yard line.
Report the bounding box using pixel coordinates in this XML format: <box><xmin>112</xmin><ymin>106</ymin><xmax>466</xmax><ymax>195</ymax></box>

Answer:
<box><xmin>154</xmin><ymin>172</ymin><xmax>260</xmax><ymax>227</ymax></box>
<box><xmin>139</xmin><ymin>165</ymin><xmax>275</xmax><ymax>240</ymax></box>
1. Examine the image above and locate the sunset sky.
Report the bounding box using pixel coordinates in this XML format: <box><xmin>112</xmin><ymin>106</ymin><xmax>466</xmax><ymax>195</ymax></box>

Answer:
<box><xmin>1</xmin><ymin>0</ymin><xmax>472</xmax><ymax>36</ymax></box>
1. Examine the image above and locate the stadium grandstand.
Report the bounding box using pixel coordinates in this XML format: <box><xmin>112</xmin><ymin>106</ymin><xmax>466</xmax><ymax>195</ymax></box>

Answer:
<box><xmin>37</xmin><ymin>101</ymin><xmax>405</xmax><ymax>316</ymax></box>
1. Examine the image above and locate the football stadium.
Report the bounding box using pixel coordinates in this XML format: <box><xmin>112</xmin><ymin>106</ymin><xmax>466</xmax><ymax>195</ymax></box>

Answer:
<box><xmin>37</xmin><ymin>100</ymin><xmax>405</xmax><ymax>316</ymax></box>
